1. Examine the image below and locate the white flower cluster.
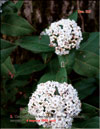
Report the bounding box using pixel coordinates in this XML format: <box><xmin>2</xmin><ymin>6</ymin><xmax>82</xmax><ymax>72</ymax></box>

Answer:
<box><xmin>28</xmin><ymin>81</ymin><xmax>81</xmax><ymax>129</ymax></box>
<box><xmin>41</xmin><ymin>19</ymin><xmax>83</xmax><ymax>55</ymax></box>
<box><xmin>0</xmin><ymin>0</ymin><xmax>8</xmax><ymax>13</ymax></box>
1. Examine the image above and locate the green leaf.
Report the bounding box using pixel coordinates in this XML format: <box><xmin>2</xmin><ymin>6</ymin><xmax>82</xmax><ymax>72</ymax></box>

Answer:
<box><xmin>39</xmin><ymin>68</ymin><xmax>67</xmax><ymax>84</ymax></box>
<box><xmin>74</xmin><ymin>32</ymin><xmax>99</xmax><ymax>77</ymax></box>
<box><xmin>73</xmin><ymin>103</ymin><xmax>99</xmax><ymax>128</ymax></box>
<box><xmin>16</xmin><ymin>35</ymin><xmax>54</xmax><ymax>53</ymax></box>
<box><xmin>80</xmin><ymin>32</ymin><xmax>99</xmax><ymax>55</ymax></box>
<box><xmin>58</xmin><ymin>51</ymin><xmax>75</xmax><ymax>73</ymax></box>
<box><xmin>58</xmin><ymin>55</ymin><xmax>67</xmax><ymax>68</ymax></box>
<box><xmin>15</xmin><ymin>60</ymin><xmax>45</xmax><ymax>77</ymax></box>
<box><xmin>73</xmin><ymin>116</ymin><xmax>99</xmax><ymax>128</ymax></box>
<box><xmin>82</xmin><ymin>117</ymin><xmax>99</xmax><ymax>128</ymax></box>
<box><xmin>81</xmin><ymin>32</ymin><xmax>90</xmax><ymax>43</ymax></box>
<box><xmin>74</xmin><ymin>78</ymin><xmax>96</xmax><ymax>100</ymax></box>
<box><xmin>1</xmin><ymin>56</ymin><xmax>16</xmax><ymax>77</ymax></box>
<box><xmin>0</xmin><ymin>39</ymin><xmax>16</xmax><ymax>63</ymax></box>
<box><xmin>73</xmin><ymin>50</ymin><xmax>99</xmax><ymax>77</ymax></box>
<box><xmin>15</xmin><ymin>0</ymin><xmax>24</xmax><ymax>9</ymax></box>
<box><xmin>47</xmin><ymin>58</ymin><xmax>60</xmax><ymax>74</ymax></box>
<box><xmin>68</xmin><ymin>11</ymin><xmax>78</xmax><ymax>21</ymax></box>
<box><xmin>82</xmin><ymin>103</ymin><xmax>99</xmax><ymax>117</ymax></box>
<box><xmin>1</xmin><ymin>14</ymin><xmax>34</xmax><ymax>36</ymax></box>
<box><xmin>56</xmin><ymin>67</ymin><xmax>67</xmax><ymax>83</ymax></box>
<box><xmin>39</xmin><ymin>57</ymin><xmax>67</xmax><ymax>83</ymax></box>
<box><xmin>7</xmin><ymin>79</ymin><xmax>28</xmax><ymax>89</ymax></box>
<box><xmin>65</xmin><ymin>52</ymin><xmax>75</xmax><ymax>73</ymax></box>
<box><xmin>39</xmin><ymin>73</ymin><xmax>56</xmax><ymax>83</ymax></box>
<box><xmin>1</xmin><ymin>1</ymin><xmax>17</xmax><ymax>14</ymax></box>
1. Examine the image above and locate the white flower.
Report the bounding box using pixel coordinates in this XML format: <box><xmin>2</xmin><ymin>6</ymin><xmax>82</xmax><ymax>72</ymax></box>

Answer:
<box><xmin>28</xmin><ymin>81</ymin><xmax>81</xmax><ymax>129</ymax></box>
<box><xmin>41</xmin><ymin>19</ymin><xmax>83</xmax><ymax>55</ymax></box>
<box><xmin>0</xmin><ymin>0</ymin><xmax>8</xmax><ymax>13</ymax></box>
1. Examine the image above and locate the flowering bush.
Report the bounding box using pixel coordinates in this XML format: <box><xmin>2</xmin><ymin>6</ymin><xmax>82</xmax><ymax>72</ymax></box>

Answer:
<box><xmin>1</xmin><ymin>0</ymin><xmax>99</xmax><ymax>128</ymax></box>
<box><xmin>41</xmin><ymin>19</ymin><xmax>83</xmax><ymax>55</ymax></box>
<box><xmin>28</xmin><ymin>81</ymin><xmax>81</xmax><ymax>128</ymax></box>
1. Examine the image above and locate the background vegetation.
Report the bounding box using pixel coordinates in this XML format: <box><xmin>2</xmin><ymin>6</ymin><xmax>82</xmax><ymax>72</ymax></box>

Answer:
<box><xmin>1</xmin><ymin>0</ymin><xmax>99</xmax><ymax>128</ymax></box>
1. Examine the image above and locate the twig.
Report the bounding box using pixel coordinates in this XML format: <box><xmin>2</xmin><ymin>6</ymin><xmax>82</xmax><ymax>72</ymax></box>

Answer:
<box><xmin>77</xmin><ymin>0</ymin><xmax>85</xmax><ymax>32</ymax></box>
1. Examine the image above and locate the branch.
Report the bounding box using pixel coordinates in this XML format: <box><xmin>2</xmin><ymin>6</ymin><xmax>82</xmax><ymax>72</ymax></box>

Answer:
<box><xmin>77</xmin><ymin>0</ymin><xmax>85</xmax><ymax>32</ymax></box>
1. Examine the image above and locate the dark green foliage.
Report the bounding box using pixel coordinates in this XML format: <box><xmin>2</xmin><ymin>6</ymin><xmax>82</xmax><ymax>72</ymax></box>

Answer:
<box><xmin>73</xmin><ymin>32</ymin><xmax>99</xmax><ymax>77</ymax></box>
<box><xmin>68</xmin><ymin>11</ymin><xmax>78</xmax><ymax>21</ymax></box>
<box><xmin>1</xmin><ymin>56</ymin><xmax>16</xmax><ymax>77</ymax></box>
<box><xmin>0</xmin><ymin>39</ymin><xmax>16</xmax><ymax>63</ymax></box>
<box><xmin>74</xmin><ymin>78</ymin><xmax>97</xmax><ymax>100</ymax></box>
<box><xmin>73</xmin><ymin>50</ymin><xmax>99</xmax><ymax>77</ymax></box>
<box><xmin>1</xmin><ymin>1</ymin><xmax>99</xmax><ymax>128</ymax></box>
<box><xmin>1</xmin><ymin>14</ymin><xmax>34</xmax><ymax>36</ymax></box>
<box><xmin>16</xmin><ymin>36</ymin><xmax>55</xmax><ymax>53</ymax></box>
<box><xmin>15</xmin><ymin>59</ymin><xmax>45</xmax><ymax>76</ymax></box>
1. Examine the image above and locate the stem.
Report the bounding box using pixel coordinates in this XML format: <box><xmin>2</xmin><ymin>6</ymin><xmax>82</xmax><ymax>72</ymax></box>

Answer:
<box><xmin>58</xmin><ymin>55</ymin><xmax>66</xmax><ymax>68</ymax></box>
<box><xmin>77</xmin><ymin>0</ymin><xmax>85</xmax><ymax>32</ymax></box>
<box><xmin>57</xmin><ymin>55</ymin><xmax>68</xmax><ymax>82</ymax></box>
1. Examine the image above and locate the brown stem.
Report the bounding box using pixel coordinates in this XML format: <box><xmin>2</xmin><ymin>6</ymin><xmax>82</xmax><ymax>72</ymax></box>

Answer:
<box><xmin>77</xmin><ymin>0</ymin><xmax>85</xmax><ymax>32</ymax></box>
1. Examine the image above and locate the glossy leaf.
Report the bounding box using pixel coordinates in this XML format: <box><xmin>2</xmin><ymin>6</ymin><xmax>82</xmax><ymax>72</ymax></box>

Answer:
<box><xmin>1</xmin><ymin>56</ymin><xmax>16</xmax><ymax>77</ymax></box>
<box><xmin>58</xmin><ymin>55</ymin><xmax>67</xmax><ymax>68</ymax></box>
<box><xmin>39</xmin><ymin>73</ymin><xmax>56</xmax><ymax>83</ymax></box>
<box><xmin>0</xmin><ymin>39</ymin><xmax>16</xmax><ymax>63</ymax></box>
<box><xmin>82</xmin><ymin>117</ymin><xmax>99</xmax><ymax>128</ymax></box>
<box><xmin>73</xmin><ymin>103</ymin><xmax>99</xmax><ymax>128</ymax></box>
<box><xmin>68</xmin><ymin>11</ymin><xmax>78</xmax><ymax>21</ymax></box>
<box><xmin>80</xmin><ymin>32</ymin><xmax>99</xmax><ymax>54</ymax></box>
<box><xmin>56</xmin><ymin>67</ymin><xmax>67</xmax><ymax>82</ymax></box>
<box><xmin>74</xmin><ymin>32</ymin><xmax>99</xmax><ymax>77</ymax></box>
<box><xmin>7</xmin><ymin>79</ymin><xmax>28</xmax><ymax>89</ymax></box>
<box><xmin>73</xmin><ymin>50</ymin><xmax>99</xmax><ymax>77</ymax></box>
<box><xmin>1</xmin><ymin>14</ymin><xmax>34</xmax><ymax>36</ymax></box>
<box><xmin>73</xmin><ymin>116</ymin><xmax>99</xmax><ymax>128</ymax></box>
<box><xmin>16</xmin><ymin>35</ymin><xmax>54</xmax><ymax>53</ymax></box>
<box><xmin>58</xmin><ymin>51</ymin><xmax>75</xmax><ymax>73</ymax></box>
<box><xmin>39</xmin><ymin>64</ymin><xmax>67</xmax><ymax>83</ymax></box>
<box><xmin>81</xmin><ymin>32</ymin><xmax>90</xmax><ymax>43</ymax></box>
<box><xmin>1</xmin><ymin>1</ymin><xmax>17</xmax><ymax>14</ymax></box>
<box><xmin>15</xmin><ymin>60</ymin><xmax>45</xmax><ymax>77</ymax></box>
<box><xmin>74</xmin><ymin>78</ymin><xmax>96</xmax><ymax>99</ymax></box>
<box><xmin>82</xmin><ymin>103</ymin><xmax>99</xmax><ymax>117</ymax></box>
<box><xmin>47</xmin><ymin>58</ymin><xmax>60</xmax><ymax>73</ymax></box>
<box><xmin>15</xmin><ymin>0</ymin><xmax>24</xmax><ymax>9</ymax></box>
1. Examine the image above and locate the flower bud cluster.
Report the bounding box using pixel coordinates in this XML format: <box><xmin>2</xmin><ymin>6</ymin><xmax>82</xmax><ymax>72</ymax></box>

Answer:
<box><xmin>28</xmin><ymin>81</ymin><xmax>81</xmax><ymax>129</ymax></box>
<box><xmin>41</xmin><ymin>19</ymin><xmax>83</xmax><ymax>55</ymax></box>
